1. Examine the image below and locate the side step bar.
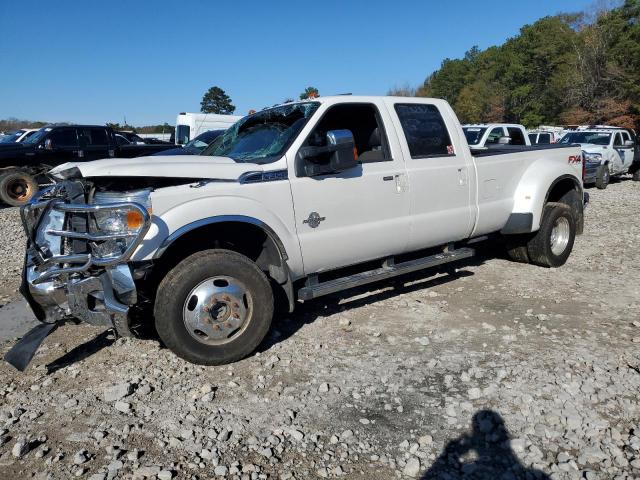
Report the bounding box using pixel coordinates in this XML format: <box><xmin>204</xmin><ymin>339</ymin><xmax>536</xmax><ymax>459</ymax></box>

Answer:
<box><xmin>298</xmin><ymin>247</ymin><xmax>474</xmax><ymax>301</ymax></box>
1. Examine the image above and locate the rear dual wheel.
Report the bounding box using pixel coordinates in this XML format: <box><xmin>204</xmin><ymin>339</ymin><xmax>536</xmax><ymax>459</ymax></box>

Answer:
<box><xmin>506</xmin><ymin>203</ymin><xmax>576</xmax><ymax>268</ymax></box>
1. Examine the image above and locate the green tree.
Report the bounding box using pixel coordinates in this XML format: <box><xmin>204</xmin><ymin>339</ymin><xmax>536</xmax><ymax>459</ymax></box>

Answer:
<box><xmin>403</xmin><ymin>1</ymin><xmax>640</xmax><ymax>130</ymax></box>
<box><xmin>299</xmin><ymin>87</ymin><xmax>319</xmax><ymax>100</ymax></box>
<box><xmin>200</xmin><ymin>86</ymin><xmax>236</xmax><ymax>114</ymax></box>
<box><xmin>106</xmin><ymin>122</ymin><xmax>136</xmax><ymax>132</ymax></box>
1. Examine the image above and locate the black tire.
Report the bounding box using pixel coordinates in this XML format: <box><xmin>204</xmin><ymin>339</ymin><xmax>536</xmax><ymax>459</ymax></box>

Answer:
<box><xmin>0</xmin><ymin>171</ymin><xmax>38</xmax><ymax>207</ymax></box>
<box><xmin>526</xmin><ymin>203</ymin><xmax>576</xmax><ymax>268</ymax></box>
<box><xmin>154</xmin><ymin>249</ymin><xmax>274</xmax><ymax>365</ymax></box>
<box><xmin>595</xmin><ymin>165</ymin><xmax>609</xmax><ymax>190</ymax></box>
<box><xmin>505</xmin><ymin>235</ymin><xmax>531</xmax><ymax>263</ymax></box>
<box><xmin>632</xmin><ymin>169</ymin><xmax>640</xmax><ymax>182</ymax></box>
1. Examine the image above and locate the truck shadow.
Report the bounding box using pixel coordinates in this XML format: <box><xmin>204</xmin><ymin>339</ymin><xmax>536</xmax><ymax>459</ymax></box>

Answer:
<box><xmin>420</xmin><ymin>409</ymin><xmax>551</xmax><ymax>479</ymax></box>
<box><xmin>257</xmin><ymin>245</ymin><xmax>494</xmax><ymax>354</ymax></box>
<box><xmin>46</xmin><ymin>329</ymin><xmax>116</xmax><ymax>374</ymax></box>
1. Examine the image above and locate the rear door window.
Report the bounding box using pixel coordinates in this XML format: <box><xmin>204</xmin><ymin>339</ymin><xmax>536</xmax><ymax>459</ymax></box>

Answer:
<box><xmin>88</xmin><ymin>128</ymin><xmax>109</xmax><ymax>145</ymax></box>
<box><xmin>394</xmin><ymin>104</ymin><xmax>452</xmax><ymax>157</ymax></box>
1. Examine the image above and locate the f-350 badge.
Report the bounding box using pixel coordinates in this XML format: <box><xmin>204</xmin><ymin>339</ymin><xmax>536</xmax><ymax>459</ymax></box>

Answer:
<box><xmin>303</xmin><ymin>212</ymin><xmax>325</xmax><ymax>228</ymax></box>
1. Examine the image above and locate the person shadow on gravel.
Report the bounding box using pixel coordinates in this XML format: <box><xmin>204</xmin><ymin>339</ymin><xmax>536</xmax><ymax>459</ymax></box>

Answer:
<box><xmin>421</xmin><ymin>410</ymin><xmax>551</xmax><ymax>480</ymax></box>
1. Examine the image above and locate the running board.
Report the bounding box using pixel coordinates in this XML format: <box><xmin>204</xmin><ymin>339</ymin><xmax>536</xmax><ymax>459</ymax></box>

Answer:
<box><xmin>298</xmin><ymin>247</ymin><xmax>474</xmax><ymax>301</ymax></box>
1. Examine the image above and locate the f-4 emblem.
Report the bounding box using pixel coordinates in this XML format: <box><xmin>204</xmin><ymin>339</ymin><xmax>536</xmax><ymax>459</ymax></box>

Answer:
<box><xmin>303</xmin><ymin>212</ymin><xmax>325</xmax><ymax>228</ymax></box>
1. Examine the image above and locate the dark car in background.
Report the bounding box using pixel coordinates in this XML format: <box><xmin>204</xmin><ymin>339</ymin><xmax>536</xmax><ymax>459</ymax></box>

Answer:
<box><xmin>0</xmin><ymin>125</ymin><xmax>177</xmax><ymax>206</ymax></box>
<box><xmin>152</xmin><ymin>129</ymin><xmax>224</xmax><ymax>156</ymax></box>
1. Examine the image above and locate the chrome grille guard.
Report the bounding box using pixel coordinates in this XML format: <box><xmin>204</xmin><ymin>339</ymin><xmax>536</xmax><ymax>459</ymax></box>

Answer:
<box><xmin>21</xmin><ymin>186</ymin><xmax>151</xmax><ymax>285</ymax></box>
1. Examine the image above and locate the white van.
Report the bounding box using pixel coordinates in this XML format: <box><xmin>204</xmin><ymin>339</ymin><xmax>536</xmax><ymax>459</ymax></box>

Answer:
<box><xmin>175</xmin><ymin>112</ymin><xmax>242</xmax><ymax>145</ymax></box>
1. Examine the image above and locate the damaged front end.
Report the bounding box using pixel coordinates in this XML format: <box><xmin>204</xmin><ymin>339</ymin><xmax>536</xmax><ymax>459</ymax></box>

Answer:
<box><xmin>6</xmin><ymin>180</ymin><xmax>151</xmax><ymax>370</ymax></box>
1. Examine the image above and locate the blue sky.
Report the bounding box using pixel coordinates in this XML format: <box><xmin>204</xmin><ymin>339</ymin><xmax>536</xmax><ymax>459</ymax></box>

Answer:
<box><xmin>0</xmin><ymin>0</ymin><xmax>595</xmax><ymax>126</ymax></box>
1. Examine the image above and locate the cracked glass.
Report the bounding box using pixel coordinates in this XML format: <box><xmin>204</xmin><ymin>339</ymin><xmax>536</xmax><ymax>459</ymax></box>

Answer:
<box><xmin>201</xmin><ymin>102</ymin><xmax>320</xmax><ymax>164</ymax></box>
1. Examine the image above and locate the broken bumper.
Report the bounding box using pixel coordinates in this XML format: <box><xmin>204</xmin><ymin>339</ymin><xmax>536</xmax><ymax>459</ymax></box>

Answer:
<box><xmin>20</xmin><ymin>188</ymin><xmax>151</xmax><ymax>330</ymax></box>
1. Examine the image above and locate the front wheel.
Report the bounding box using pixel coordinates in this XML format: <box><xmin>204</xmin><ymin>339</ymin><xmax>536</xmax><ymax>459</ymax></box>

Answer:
<box><xmin>526</xmin><ymin>203</ymin><xmax>576</xmax><ymax>268</ymax></box>
<box><xmin>632</xmin><ymin>168</ymin><xmax>640</xmax><ymax>182</ymax></box>
<box><xmin>154</xmin><ymin>249</ymin><xmax>274</xmax><ymax>365</ymax></box>
<box><xmin>595</xmin><ymin>165</ymin><xmax>609</xmax><ymax>189</ymax></box>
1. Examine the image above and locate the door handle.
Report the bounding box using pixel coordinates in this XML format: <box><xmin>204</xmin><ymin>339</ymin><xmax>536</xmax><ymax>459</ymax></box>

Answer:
<box><xmin>382</xmin><ymin>175</ymin><xmax>394</xmax><ymax>181</ymax></box>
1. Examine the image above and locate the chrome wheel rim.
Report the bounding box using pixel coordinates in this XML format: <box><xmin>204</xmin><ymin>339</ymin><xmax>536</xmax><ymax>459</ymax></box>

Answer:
<box><xmin>550</xmin><ymin>217</ymin><xmax>570</xmax><ymax>256</ymax></box>
<box><xmin>182</xmin><ymin>276</ymin><xmax>252</xmax><ymax>345</ymax></box>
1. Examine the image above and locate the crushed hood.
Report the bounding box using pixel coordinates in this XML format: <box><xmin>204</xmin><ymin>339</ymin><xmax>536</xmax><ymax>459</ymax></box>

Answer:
<box><xmin>50</xmin><ymin>155</ymin><xmax>264</xmax><ymax>180</ymax></box>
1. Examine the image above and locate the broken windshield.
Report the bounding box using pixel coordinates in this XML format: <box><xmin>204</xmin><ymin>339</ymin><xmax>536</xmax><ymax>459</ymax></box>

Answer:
<box><xmin>201</xmin><ymin>102</ymin><xmax>320</xmax><ymax>164</ymax></box>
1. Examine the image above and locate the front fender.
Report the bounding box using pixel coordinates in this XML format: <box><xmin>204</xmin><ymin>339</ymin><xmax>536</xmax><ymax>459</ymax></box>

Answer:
<box><xmin>132</xmin><ymin>184</ymin><xmax>304</xmax><ymax>278</ymax></box>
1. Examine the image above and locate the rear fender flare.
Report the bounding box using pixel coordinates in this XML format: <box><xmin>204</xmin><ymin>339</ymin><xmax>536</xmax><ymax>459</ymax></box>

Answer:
<box><xmin>508</xmin><ymin>159</ymin><xmax>582</xmax><ymax>233</ymax></box>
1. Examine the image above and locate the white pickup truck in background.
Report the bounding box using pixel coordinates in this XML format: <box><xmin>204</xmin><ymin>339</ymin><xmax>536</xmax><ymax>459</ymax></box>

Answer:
<box><xmin>10</xmin><ymin>96</ymin><xmax>586</xmax><ymax>370</ymax></box>
<box><xmin>462</xmin><ymin>123</ymin><xmax>531</xmax><ymax>148</ymax></box>
<box><xmin>559</xmin><ymin>128</ymin><xmax>638</xmax><ymax>188</ymax></box>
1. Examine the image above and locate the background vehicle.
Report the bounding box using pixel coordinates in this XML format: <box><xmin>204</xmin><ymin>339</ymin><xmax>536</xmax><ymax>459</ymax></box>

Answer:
<box><xmin>462</xmin><ymin>123</ymin><xmax>531</xmax><ymax>148</ymax></box>
<box><xmin>175</xmin><ymin>112</ymin><xmax>242</xmax><ymax>145</ymax></box>
<box><xmin>116</xmin><ymin>131</ymin><xmax>173</xmax><ymax>146</ymax></box>
<box><xmin>13</xmin><ymin>96</ymin><xmax>586</xmax><ymax>370</ymax></box>
<box><xmin>0</xmin><ymin>128</ymin><xmax>39</xmax><ymax>144</ymax></box>
<box><xmin>559</xmin><ymin>129</ymin><xmax>637</xmax><ymax>188</ymax></box>
<box><xmin>0</xmin><ymin>125</ymin><xmax>177</xmax><ymax>206</ymax></box>
<box><xmin>528</xmin><ymin>129</ymin><xmax>563</xmax><ymax>145</ymax></box>
<box><xmin>115</xmin><ymin>131</ymin><xmax>146</xmax><ymax>144</ymax></box>
<box><xmin>152</xmin><ymin>130</ymin><xmax>224</xmax><ymax>156</ymax></box>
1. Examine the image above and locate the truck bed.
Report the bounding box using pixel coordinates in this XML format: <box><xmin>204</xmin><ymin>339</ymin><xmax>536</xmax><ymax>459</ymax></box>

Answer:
<box><xmin>471</xmin><ymin>143</ymin><xmax>579</xmax><ymax>157</ymax></box>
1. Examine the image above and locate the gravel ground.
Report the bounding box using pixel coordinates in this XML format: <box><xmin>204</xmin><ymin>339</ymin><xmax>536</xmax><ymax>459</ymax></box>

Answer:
<box><xmin>0</xmin><ymin>178</ymin><xmax>639</xmax><ymax>480</ymax></box>
<box><xmin>0</xmin><ymin>206</ymin><xmax>25</xmax><ymax>306</ymax></box>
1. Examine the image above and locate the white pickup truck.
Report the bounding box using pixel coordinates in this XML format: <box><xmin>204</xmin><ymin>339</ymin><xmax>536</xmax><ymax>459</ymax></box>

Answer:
<box><xmin>559</xmin><ymin>128</ymin><xmax>638</xmax><ymax>188</ymax></box>
<box><xmin>9</xmin><ymin>96</ymin><xmax>586</xmax><ymax>370</ymax></box>
<box><xmin>462</xmin><ymin>123</ymin><xmax>531</xmax><ymax>148</ymax></box>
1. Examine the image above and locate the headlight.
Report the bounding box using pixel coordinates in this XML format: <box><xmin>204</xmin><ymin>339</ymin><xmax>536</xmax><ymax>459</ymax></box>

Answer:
<box><xmin>34</xmin><ymin>207</ymin><xmax>65</xmax><ymax>255</ymax></box>
<box><xmin>91</xmin><ymin>189</ymin><xmax>152</xmax><ymax>258</ymax></box>
<box><xmin>583</xmin><ymin>152</ymin><xmax>602</xmax><ymax>163</ymax></box>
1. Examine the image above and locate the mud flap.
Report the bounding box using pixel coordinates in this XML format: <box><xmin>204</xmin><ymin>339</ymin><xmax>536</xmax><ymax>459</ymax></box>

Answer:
<box><xmin>4</xmin><ymin>322</ymin><xmax>58</xmax><ymax>371</ymax></box>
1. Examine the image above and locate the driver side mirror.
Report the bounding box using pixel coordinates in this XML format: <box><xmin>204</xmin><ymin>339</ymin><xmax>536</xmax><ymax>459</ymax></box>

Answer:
<box><xmin>299</xmin><ymin>129</ymin><xmax>359</xmax><ymax>177</ymax></box>
<box><xmin>624</xmin><ymin>140</ymin><xmax>634</xmax><ymax>147</ymax></box>
<box><xmin>498</xmin><ymin>136</ymin><xmax>512</xmax><ymax>145</ymax></box>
